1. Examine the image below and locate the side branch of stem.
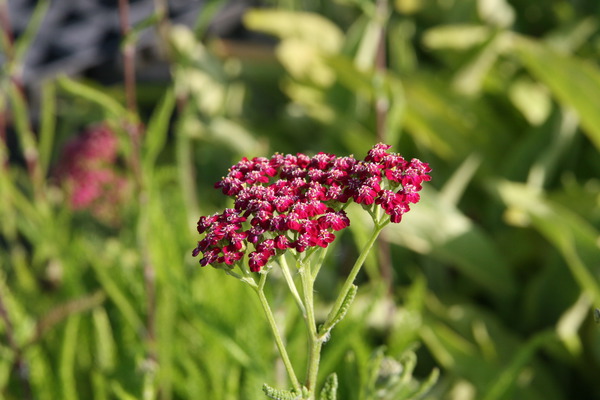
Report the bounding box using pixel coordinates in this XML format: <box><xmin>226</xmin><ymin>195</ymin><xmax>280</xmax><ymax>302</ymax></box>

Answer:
<box><xmin>319</xmin><ymin>224</ymin><xmax>384</xmax><ymax>337</ymax></box>
<box><xmin>254</xmin><ymin>274</ymin><xmax>302</xmax><ymax>393</ymax></box>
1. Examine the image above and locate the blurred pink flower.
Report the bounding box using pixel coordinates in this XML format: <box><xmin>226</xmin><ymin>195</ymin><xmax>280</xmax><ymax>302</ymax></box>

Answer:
<box><xmin>54</xmin><ymin>124</ymin><xmax>131</xmax><ymax>224</ymax></box>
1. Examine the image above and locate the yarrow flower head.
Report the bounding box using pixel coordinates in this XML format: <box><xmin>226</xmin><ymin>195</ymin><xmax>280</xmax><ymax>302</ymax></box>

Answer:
<box><xmin>193</xmin><ymin>143</ymin><xmax>431</xmax><ymax>272</ymax></box>
<box><xmin>54</xmin><ymin>124</ymin><xmax>131</xmax><ymax>225</ymax></box>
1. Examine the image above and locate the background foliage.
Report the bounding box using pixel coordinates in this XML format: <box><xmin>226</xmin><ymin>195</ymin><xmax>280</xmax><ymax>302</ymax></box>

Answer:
<box><xmin>1</xmin><ymin>0</ymin><xmax>600</xmax><ymax>399</ymax></box>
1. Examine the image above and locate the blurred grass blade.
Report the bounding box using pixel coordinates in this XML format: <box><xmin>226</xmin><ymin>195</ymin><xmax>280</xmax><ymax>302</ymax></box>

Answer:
<box><xmin>88</xmin><ymin>256</ymin><xmax>143</xmax><ymax>332</ymax></box>
<box><xmin>13</xmin><ymin>0</ymin><xmax>49</xmax><ymax>61</ymax></box>
<box><xmin>545</xmin><ymin>17</ymin><xmax>598</xmax><ymax>53</ymax></box>
<box><xmin>354</xmin><ymin>12</ymin><xmax>385</xmax><ymax>71</ymax></box>
<box><xmin>556</xmin><ymin>293</ymin><xmax>590</xmax><ymax>356</ymax></box>
<box><xmin>439</xmin><ymin>153</ymin><xmax>481</xmax><ymax>206</ymax></box>
<box><xmin>39</xmin><ymin>80</ymin><xmax>56</xmax><ymax>176</ymax></box>
<box><xmin>26</xmin><ymin>345</ymin><xmax>58</xmax><ymax>400</ymax></box>
<box><xmin>327</xmin><ymin>55</ymin><xmax>376</xmax><ymax>99</ymax></box>
<box><xmin>516</xmin><ymin>37</ymin><xmax>600</xmax><ymax>150</ymax></box>
<box><xmin>57</xmin><ymin>76</ymin><xmax>128</xmax><ymax>119</ymax></box>
<box><xmin>452</xmin><ymin>31</ymin><xmax>505</xmax><ymax>95</ymax></box>
<box><xmin>142</xmin><ymin>88</ymin><xmax>175</xmax><ymax>172</ymax></box>
<box><xmin>112</xmin><ymin>382</ymin><xmax>139</xmax><ymax>400</ymax></box>
<box><xmin>91</xmin><ymin>371</ymin><xmax>109</xmax><ymax>400</ymax></box>
<box><xmin>122</xmin><ymin>13</ymin><xmax>161</xmax><ymax>47</ymax></box>
<box><xmin>526</xmin><ymin>109</ymin><xmax>578</xmax><ymax>189</ymax></box>
<box><xmin>402</xmin><ymin>77</ymin><xmax>481</xmax><ymax>159</ymax></box>
<box><xmin>8</xmin><ymin>83</ymin><xmax>38</xmax><ymax>164</ymax></box>
<box><xmin>481</xmin><ymin>331</ymin><xmax>556</xmax><ymax>400</ymax></box>
<box><xmin>27</xmin><ymin>291</ymin><xmax>105</xmax><ymax>346</ymax></box>
<box><xmin>93</xmin><ymin>308</ymin><xmax>116</xmax><ymax>372</ymax></box>
<box><xmin>194</xmin><ymin>0</ymin><xmax>228</xmax><ymax>35</ymax></box>
<box><xmin>59</xmin><ymin>315</ymin><xmax>80</xmax><ymax>400</ymax></box>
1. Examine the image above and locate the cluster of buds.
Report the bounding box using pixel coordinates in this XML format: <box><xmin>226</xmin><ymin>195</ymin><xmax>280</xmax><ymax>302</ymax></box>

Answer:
<box><xmin>192</xmin><ymin>143</ymin><xmax>431</xmax><ymax>272</ymax></box>
<box><xmin>54</xmin><ymin>125</ymin><xmax>130</xmax><ymax>224</ymax></box>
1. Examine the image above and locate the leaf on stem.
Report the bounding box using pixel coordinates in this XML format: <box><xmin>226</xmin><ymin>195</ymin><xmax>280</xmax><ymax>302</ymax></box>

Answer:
<box><xmin>319</xmin><ymin>373</ymin><xmax>338</xmax><ymax>400</ymax></box>
<box><xmin>319</xmin><ymin>284</ymin><xmax>357</xmax><ymax>337</ymax></box>
<box><xmin>262</xmin><ymin>383</ymin><xmax>301</xmax><ymax>400</ymax></box>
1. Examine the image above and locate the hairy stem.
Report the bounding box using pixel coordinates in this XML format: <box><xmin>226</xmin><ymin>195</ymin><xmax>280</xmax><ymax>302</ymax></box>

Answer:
<box><xmin>319</xmin><ymin>223</ymin><xmax>384</xmax><ymax>338</ymax></box>
<box><xmin>255</xmin><ymin>273</ymin><xmax>302</xmax><ymax>393</ymax></box>
<box><xmin>279</xmin><ymin>255</ymin><xmax>307</xmax><ymax>317</ymax></box>
<box><xmin>299</xmin><ymin>260</ymin><xmax>320</xmax><ymax>399</ymax></box>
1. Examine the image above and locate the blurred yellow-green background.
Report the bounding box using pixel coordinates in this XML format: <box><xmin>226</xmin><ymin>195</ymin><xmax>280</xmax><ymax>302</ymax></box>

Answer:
<box><xmin>1</xmin><ymin>0</ymin><xmax>600</xmax><ymax>399</ymax></box>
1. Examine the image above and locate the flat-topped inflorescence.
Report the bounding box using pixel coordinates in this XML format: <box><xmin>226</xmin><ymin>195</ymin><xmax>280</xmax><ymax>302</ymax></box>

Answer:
<box><xmin>192</xmin><ymin>143</ymin><xmax>431</xmax><ymax>272</ymax></box>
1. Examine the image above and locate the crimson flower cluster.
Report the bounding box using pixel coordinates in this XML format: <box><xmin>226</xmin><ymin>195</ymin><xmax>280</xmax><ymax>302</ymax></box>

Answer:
<box><xmin>193</xmin><ymin>144</ymin><xmax>431</xmax><ymax>272</ymax></box>
<box><xmin>54</xmin><ymin>124</ymin><xmax>130</xmax><ymax>224</ymax></box>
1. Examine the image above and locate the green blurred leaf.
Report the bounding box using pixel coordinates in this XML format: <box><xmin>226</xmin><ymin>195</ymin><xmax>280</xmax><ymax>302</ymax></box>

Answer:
<box><xmin>88</xmin><ymin>253</ymin><xmax>143</xmax><ymax>332</ymax></box>
<box><xmin>422</xmin><ymin>299</ymin><xmax>563</xmax><ymax>400</ymax></box>
<box><xmin>208</xmin><ymin>118</ymin><xmax>264</xmax><ymax>155</ymax></box>
<box><xmin>477</xmin><ymin>0</ymin><xmax>515</xmax><ymax>28</ymax></box>
<box><xmin>516</xmin><ymin>38</ymin><xmax>600</xmax><ymax>150</ymax></box>
<box><xmin>57</xmin><ymin>76</ymin><xmax>128</xmax><ymax>119</ymax></box>
<box><xmin>497</xmin><ymin>181</ymin><xmax>600</xmax><ymax>305</ymax></box>
<box><xmin>142</xmin><ymin>88</ymin><xmax>175</xmax><ymax>173</ymax></box>
<box><xmin>423</xmin><ymin>25</ymin><xmax>491</xmax><ymax>51</ymax></box>
<box><xmin>39</xmin><ymin>80</ymin><xmax>56</xmax><ymax>175</ymax></box>
<box><xmin>508</xmin><ymin>77</ymin><xmax>551</xmax><ymax>126</ymax></box>
<box><xmin>526</xmin><ymin>109</ymin><xmax>578</xmax><ymax>189</ymax></box>
<box><xmin>8</xmin><ymin>83</ymin><xmax>38</xmax><ymax>163</ymax></box>
<box><xmin>27</xmin><ymin>345</ymin><xmax>59</xmax><ymax>400</ymax></box>
<box><xmin>354</xmin><ymin>10</ymin><xmax>386</xmax><ymax>71</ymax></box>
<box><xmin>93</xmin><ymin>308</ymin><xmax>116</xmax><ymax>372</ymax></box>
<box><xmin>111</xmin><ymin>382</ymin><xmax>139</xmax><ymax>400</ymax></box>
<box><xmin>545</xmin><ymin>17</ymin><xmax>598</xmax><ymax>54</ymax></box>
<box><xmin>402</xmin><ymin>76</ymin><xmax>486</xmax><ymax>159</ymax></box>
<box><xmin>384</xmin><ymin>186</ymin><xmax>516</xmax><ymax>298</ymax></box>
<box><xmin>439</xmin><ymin>153</ymin><xmax>481</xmax><ymax>206</ymax></box>
<box><xmin>276</xmin><ymin>39</ymin><xmax>336</xmax><ymax>86</ymax></box>
<box><xmin>244</xmin><ymin>9</ymin><xmax>343</xmax><ymax>53</ymax></box>
<box><xmin>481</xmin><ymin>331</ymin><xmax>556</xmax><ymax>400</ymax></box>
<box><xmin>13</xmin><ymin>0</ymin><xmax>49</xmax><ymax>61</ymax></box>
<box><xmin>556</xmin><ymin>293</ymin><xmax>591</xmax><ymax>356</ymax></box>
<box><xmin>452</xmin><ymin>31</ymin><xmax>506</xmax><ymax>95</ymax></box>
<box><xmin>59</xmin><ymin>316</ymin><xmax>80</xmax><ymax>400</ymax></box>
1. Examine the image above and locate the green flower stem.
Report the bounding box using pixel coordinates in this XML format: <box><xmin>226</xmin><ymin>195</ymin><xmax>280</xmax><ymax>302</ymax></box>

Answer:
<box><xmin>311</xmin><ymin>247</ymin><xmax>329</xmax><ymax>281</ymax></box>
<box><xmin>299</xmin><ymin>260</ymin><xmax>320</xmax><ymax>399</ymax></box>
<box><xmin>254</xmin><ymin>273</ymin><xmax>302</xmax><ymax>393</ymax></box>
<box><xmin>319</xmin><ymin>223</ymin><xmax>385</xmax><ymax>338</ymax></box>
<box><xmin>279</xmin><ymin>255</ymin><xmax>307</xmax><ymax>318</ymax></box>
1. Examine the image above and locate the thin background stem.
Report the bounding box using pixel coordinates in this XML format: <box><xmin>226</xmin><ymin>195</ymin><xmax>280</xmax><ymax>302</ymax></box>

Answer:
<box><xmin>0</xmin><ymin>0</ymin><xmax>46</xmax><ymax>201</ymax></box>
<box><xmin>117</xmin><ymin>2</ymin><xmax>158</xmax><ymax>398</ymax></box>
<box><xmin>118</xmin><ymin>0</ymin><xmax>138</xmax><ymax>115</ymax></box>
<box><xmin>374</xmin><ymin>0</ymin><xmax>394</xmax><ymax>299</ymax></box>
